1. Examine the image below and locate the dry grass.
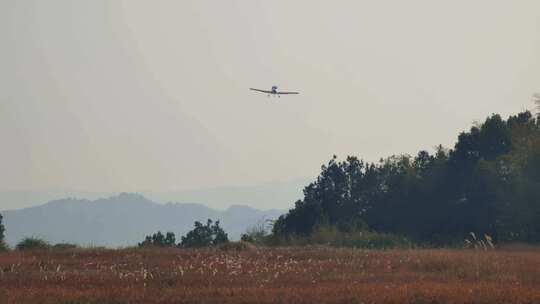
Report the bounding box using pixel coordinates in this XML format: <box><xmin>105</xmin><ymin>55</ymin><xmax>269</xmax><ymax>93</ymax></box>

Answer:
<box><xmin>1</xmin><ymin>246</ymin><xmax>540</xmax><ymax>303</ymax></box>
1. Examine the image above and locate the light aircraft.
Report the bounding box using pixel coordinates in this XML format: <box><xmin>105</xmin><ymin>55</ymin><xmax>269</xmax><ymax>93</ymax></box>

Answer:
<box><xmin>250</xmin><ymin>86</ymin><xmax>299</xmax><ymax>97</ymax></box>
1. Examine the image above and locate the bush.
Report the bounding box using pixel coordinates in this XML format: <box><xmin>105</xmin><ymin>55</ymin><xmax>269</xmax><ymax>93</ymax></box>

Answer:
<box><xmin>272</xmin><ymin>226</ymin><xmax>413</xmax><ymax>249</ymax></box>
<box><xmin>0</xmin><ymin>240</ymin><xmax>9</xmax><ymax>252</ymax></box>
<box><xmin>464</xmin><ymin>232</ymin><xmax>495</xmax><ymax>250</ymax></box>
<box><xmin>0</xmin><ymin>213</ymin><xmax>5</xmax><ymax>245</ymax></box>
<box><xmin>241</xmin><ymin>219</ymin><xmax>273</xmax><ymax>245</ymax></box>
<box><xmin>138</xmin><ymin>231</ymin><xmax>176</xmax><ymax>247</ymax></box>
<box><xmin>218</xmin><ymin>241</ymin><xmax>257</xmax><ymax>252</ymax></box>
<box><xmin>16</xmin><ymin>237</ymin><xmax>50</xmax><ymax>251</ymax></box>
<box><xmin>332</xmin><ymin>230</ymin><xmax>413</xmax><ymax>249</ymax></box>
<box><xmin>180</xmin><ymin>219</ymin><xmax>228</xmax><ymax>248</ymax></box>
<box><xmin>52</xmin><ymin>242</ymin><xmax>79</xmax><ymax>250</ymax></box>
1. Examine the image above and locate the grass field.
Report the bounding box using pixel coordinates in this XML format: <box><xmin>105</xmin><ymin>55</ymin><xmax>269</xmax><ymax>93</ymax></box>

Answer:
<box><xmin>1</xmin><ymin>246</ymin><xmax>540</xmax><ymax>304</ymax></box>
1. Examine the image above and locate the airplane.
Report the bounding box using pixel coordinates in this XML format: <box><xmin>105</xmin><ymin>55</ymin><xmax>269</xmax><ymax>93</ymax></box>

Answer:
<box><xmin>250</xmin><ymin>86</ymin><xmax>299</xmax><ymax>97</ymax></box>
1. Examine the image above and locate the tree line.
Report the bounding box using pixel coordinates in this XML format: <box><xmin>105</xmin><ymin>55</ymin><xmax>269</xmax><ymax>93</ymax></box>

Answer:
<box><xmin>139</xmin><ymin>219</ymin><xmax>229</xmax><ymax>248</ymax></box>
<box><xmin>273</xmin><ymin>110</ymin><xmax>540</xmax><ymax>245</ymax></box>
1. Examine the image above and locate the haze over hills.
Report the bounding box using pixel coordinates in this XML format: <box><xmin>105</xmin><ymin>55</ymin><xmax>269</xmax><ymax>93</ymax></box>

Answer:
<box><xmin>142</xmin><ymin>178</ymin><xmax>309</xmax><ymax>210</ymax></box>
<box><xmin>0</xmin><ymin>178</ymin><xmax>308</xmax><ymax>211</ymax></box>
<box><xmin>2</xmin><ymin>193</ymin><xmax>285</xmax><ymax>247</ymax></box>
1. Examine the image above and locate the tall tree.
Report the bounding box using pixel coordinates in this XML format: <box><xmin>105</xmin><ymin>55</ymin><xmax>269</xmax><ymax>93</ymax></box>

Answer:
<box><xmin>0</xmin><ymin>213</ymin><xmax>7</xmax><ymax>251</ymax></box>
<box><xmin>0</xmin><ymin>213</ymin><xmax>5</xmax><ymax>243</ymax></box>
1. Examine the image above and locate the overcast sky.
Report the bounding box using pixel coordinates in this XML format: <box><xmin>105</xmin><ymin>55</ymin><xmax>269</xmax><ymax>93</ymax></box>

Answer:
<box><xmin>1</xmin><ymin>1</ymin><xmax>540</xmax><ymax>196</ymax></box>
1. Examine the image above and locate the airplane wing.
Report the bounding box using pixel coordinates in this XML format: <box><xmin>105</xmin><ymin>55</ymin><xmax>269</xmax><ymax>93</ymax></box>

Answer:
<box><xmin>250</xmin><ymin>88</ymin><xmax>273</xmax><ymax>94</ymax></box>
<box><xmin>277</xmin><ymin>91</ymin><xmax>299</xmax><ymax>95</ymax></box>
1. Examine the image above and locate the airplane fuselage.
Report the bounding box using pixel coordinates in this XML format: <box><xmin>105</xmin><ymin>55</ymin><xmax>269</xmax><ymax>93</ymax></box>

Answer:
<box><xmin>249</xmin><ymin>86</ymin><xmax>298</xmax><ymax>97</ymax></box>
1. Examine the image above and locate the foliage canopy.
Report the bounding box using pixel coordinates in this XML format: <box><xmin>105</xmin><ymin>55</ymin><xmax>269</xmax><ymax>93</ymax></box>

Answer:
<box><xmin>16</xmin><ymin>237</ymin><xmax>51</xmax><ymax>251</ymax></box>
<box><xmin>0</xmin><ymin>213</ymin><xmax>6</xmax><ymax>252</ymax></box>
<box><xmin>180</xmin><ymin>219</ymin><xmax>229</xmax><ymax>248</ymax></box>
<box><xmin>274</xmin><ymin>111</ymin><xmax>540</xmax><ymax>245</ymax></box>
<box><xmin>138</xmin><ymin>231</ymin><xmax>176</xmax><ymax>247</ymax></box>
<box><xmin>0</xmin><ymin>213</ymin><xmax>5</xmax><ymax>243</ymax></box>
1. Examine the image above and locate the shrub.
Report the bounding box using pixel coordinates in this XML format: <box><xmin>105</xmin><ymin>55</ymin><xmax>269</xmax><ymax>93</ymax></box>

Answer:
<box><xmin>180</xmin><ymin>219</ymin><xmax>228</xmax><ymax>248</ymax></box>
<box><xmin>464</xmin><ymin>232</ymin><xmax>495</xmax><ymax>250</ymax></box>
<box><xmin>218</xmin><ymin>241</ymin><xmax>257</xmax><ymax>251</ymax></box>
<box><xmin>52</xmin><ymin>242</ymin><xmax>79</xmax><ymax>250</ymax></box>
<box><xmin>0</xmin><ymin>213</ymin><xmax>5</xmax><ymax>245</ymax></box>
<box><xmin>332</xmin><ymin>230</ymin><xmax>413</xmax><ymax>249</ymax></box>
<box><xmin>0</xmin><ymin>240</ymin><xmax>9</xmax><ymax>252</ymax></box>
<box><xmin>272</xmin><ymin>226</ymin><xmax>413</xmax><ymax>249</ymax></box>
<box><xmin>138</xmin><ymin>231</ymin><xmax>176</xmax><ymax>247</ymax></box>
<box><xmin>241</xmin><ymin>219</ymin><xmax>273</xmax><ymax>245</ymax></box>
<box><xmin>339</xmin><ymin>219</ymin><xmax>369</xmax><ymax>233</ymax></box>
<box><xmin>16</xmin><ymin>237</ymin><xmax>51</xmax><ymax>251</ymax></box>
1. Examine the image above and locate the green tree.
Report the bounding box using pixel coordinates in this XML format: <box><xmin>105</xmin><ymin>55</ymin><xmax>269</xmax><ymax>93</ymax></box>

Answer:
<box><xmin>16</xmin><ymin>237</ymin><xmax>50</xmax><ymax>251</ymax></box>
<box><xmin>164</xmin><ymin>232</ymin><xmax>176</xmax><ymax>246</ymax></box>
<box><xmin>0</xmin><ymin>213</ymin><xmax>5</xmax><ymax>243</ymax></box>
<box><xmin>0</xmin><ymin>213</ymin><xmax>7</xmax><ymax>251</ymax></box>
<box><xmin>180</xmin><ymin>219</ymin><xmax>229</xmax><ymax>248</ymax></box>
<box><xmin>138</xmin><ymin>231</ymin><xmax>176</xmax><ymax>247</ymax></box>
<box><xmin>273</xmin><ymin>111</ymin><xmax>540</xmax><ymax>245</ymax></box>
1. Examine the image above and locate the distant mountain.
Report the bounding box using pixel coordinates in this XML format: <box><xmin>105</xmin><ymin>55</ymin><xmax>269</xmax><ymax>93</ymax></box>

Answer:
<box><xmin>2</xmin><ymin>193</ymin><xmax>285</xmax><ymax>247</ymax></box>
<box><xmin>0</xmin><ymin>178</ymin><xmax>309</xmax><ymax>211</ymax></box>
<box><xmin>0</xmin><ymin>190</ymin><xmax>115</xmax><ymax>211</ymax></box>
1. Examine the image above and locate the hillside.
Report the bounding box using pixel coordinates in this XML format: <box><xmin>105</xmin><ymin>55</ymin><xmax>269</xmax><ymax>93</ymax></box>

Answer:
<box><xmin>2</xmin><ymin>193</ymin><xmax>284</xmax><ymax>247</ymax></box>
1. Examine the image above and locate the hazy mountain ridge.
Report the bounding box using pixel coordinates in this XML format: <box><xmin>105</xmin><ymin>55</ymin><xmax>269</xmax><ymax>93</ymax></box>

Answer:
<box><xmin>2</xmin><ymin>193</ymin><xmax>285</xmax><ymax>247</ymax></box>
<box><xmin>0</xmin><ymin>178</ymin><xmax>308</xmax><ymax>211</ymax></box>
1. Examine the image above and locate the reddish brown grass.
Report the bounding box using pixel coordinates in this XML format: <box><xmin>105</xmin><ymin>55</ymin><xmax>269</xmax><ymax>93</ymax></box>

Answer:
<box><xmin>1</xmin><ymin>246</ymin><xmax>540</xmax><ymax>303</ymax></box>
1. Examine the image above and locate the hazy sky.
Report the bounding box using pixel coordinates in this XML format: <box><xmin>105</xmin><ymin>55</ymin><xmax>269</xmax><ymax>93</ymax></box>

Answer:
<box><xmin>1</xmin><ymin>1</ymin><xmax>540</xmax><ymax>194</ymax></box>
